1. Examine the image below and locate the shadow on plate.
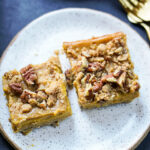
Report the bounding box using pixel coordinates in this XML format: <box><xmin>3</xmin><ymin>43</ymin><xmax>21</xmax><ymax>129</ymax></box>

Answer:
<box><xmin>81</xmin><ymin>97</ymin><xmax>144</xmax><ymax>138</ymax></box>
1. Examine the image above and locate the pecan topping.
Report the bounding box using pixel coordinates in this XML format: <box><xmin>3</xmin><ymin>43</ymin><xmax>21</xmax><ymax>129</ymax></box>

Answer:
<box><xmin>65</xmin><ymin>69</ymin><xmax>74</xmax><ymax>87</ymax></box>
<box><xmin>117</xmin><ymin>72</ymin><xmax>126</xmax><ymax>87</ymax></box>
<box><xmin>20</xmin><ymin>89</ymin><xmax>36</xmax><ymax>103</ymax></box>
<box><xmin>104</xmin><ymin>56</ymin><xmax>111</xmax><ymax>61</ymax></box>
<box><xmin>9</xmin><ymin>83</ymin><xmax>22</xmax><ymax>94</ymax></box>
<box><xmin>38</xmin><ymin>100</ymin><xmax>47</xmax><ymax>109</ymax></box>
<box><xmin>85</xmin><ymin>89</ymin><xmax>95</xmax><ymax>101</ymax></box>
<box><xmin>81</xmin><ymin>51</ymin><xmax>91</xmax><ymax>58</ymax></box>
<box><xmin>93</xmin><ymin>81</ymin><xmax>103</xmax><ymax>92</ymax></box>
<box><xmin>130</xmin><ymin>81</ymin><xmax>140</xmax><ymax>92</ymax></box>
<box><xmin>86</xmin><ymin>74</ymin><xmax>91</xmax><ymax>83</ymax></box>
<box><xmin>87</xmin><ymin>62</ymin><xmax>103</xmax><ymax>72</ymax></box>
<box><xmin>37</xmin><ymin>91</ymin><xmax>47</xmax><ymax>100</ymax></box>
<box><xmin>84</xmin><ymin>84</ymin><xmax>95</xmax><ymax>101</ymax></box>
<box><xmin>134</xmin><ymin>82</ymin><xmax>140</xmax><ymax>91</ymax></box>
<box><xmin>101</xmin><ymin>74</ymin><xmax>114</xmax><ymax>83</ymax></box>
<box><xmin>113</xmin><ymin>70</ymin><xmax>123</xmax><ymax>78</ymax></box>
<box><xmin>20</xmin><ymin>65</ymin><xmax>37</xmax><ymax>85</ymax></box>
<box><xmin>117</xmin><ymin>54</ymin><xmax>128</xmax><ymax>61</ymax></box>
<box><xmin>21</xmin><ymin>104</ymin><xmax>32</xmax><ymax>113</ymax></box>
<box><xmin>81</xmin><ymin>57</ymin><xmax>88</xmax><ymax>68</ymax></box>
<box><xmin>47</xmin><ymin>95</ymin><xmax>57</xmax><ymax>107</ymax></box>
<box><xmin>28</xmin><ymin>98</ymin><xmax>37</xmax><ymax>106</ymax></box>
<box><xmin>45</xmin><ymin>81</ymin><xmax>60</xmax><ymax>95</ymax></box>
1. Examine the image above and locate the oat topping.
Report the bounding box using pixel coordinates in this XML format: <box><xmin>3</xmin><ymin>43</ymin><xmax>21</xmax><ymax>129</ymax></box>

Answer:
<box><xmin>2</xmin><ymin>56</ymin><xmax>72</xmax><ymax>133</ymax></box>
<box><xmin>65</xmin><ymin>69</ymin><xmax>74</xmax><ymax>87</ymax></box>
<box><xmin>47</xmin><ymin>95</ymin><xmax>57</xmax><ymax>107</ymax></box>
<box><xmin>63</xmin><ymin>32</ymin><xmax>140</xmax><ymax>107</ymax></box>
<box><xmin>20</xmin><ymin>89</ymin><xmax>36</xmax><ymax>103</ymax></box>
<box><xmin>37</xmin><ymin>91</ymin><xmax>48</xmax><ymax>101</ymax></box>
<box><xmin>21</xmin><ymin>104</ymin><xmax>32</xmax><ymax>113</ymax></box>
<box><xmin>93</xmin><ymin>81</ymin><xmax>103</xmax><ymax>92</ymax></box>
<box><xmin>28</xmin><ymin>98</ymin><xmax>38</xmax><ymax>106</ymax></box>
<box><xmin>3</xmin><ymin>57</ymin><xmax>69</xmax><ymax>114</ymax></box>
<box><xmin>38</xmin><ymin>100</ymin><xmax>47</xmax><ymax>109</ymax></box>
<box><xmin>87</xmin><ymin>62</ymin><xmax>103</xmax><ymax>72</ymax></box>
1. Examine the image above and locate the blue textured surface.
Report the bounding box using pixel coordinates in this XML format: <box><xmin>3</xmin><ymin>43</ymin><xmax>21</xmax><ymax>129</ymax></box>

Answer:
<box><xmin>0</xmin><ymin>0</ymin><xmax>149</xmax><ymax>150</ymax></box>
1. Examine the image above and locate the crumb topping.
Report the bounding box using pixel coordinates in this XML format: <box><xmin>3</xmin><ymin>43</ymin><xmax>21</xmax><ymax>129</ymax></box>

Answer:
<box><xmin>63</xmin><ymin>32</ymin><xmax>140</xmax><ymax>104</ymax></box>
<box><xmin>3</xmin><ymin>57</ymin><xmax>67</xmax><ymax>115</ymax></box>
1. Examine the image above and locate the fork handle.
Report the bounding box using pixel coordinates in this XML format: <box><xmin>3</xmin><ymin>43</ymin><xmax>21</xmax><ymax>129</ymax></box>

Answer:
<box><xmin>140</xmin><ymin>23</ymin><xmax>150</xmax><ymax>41</ymax></box>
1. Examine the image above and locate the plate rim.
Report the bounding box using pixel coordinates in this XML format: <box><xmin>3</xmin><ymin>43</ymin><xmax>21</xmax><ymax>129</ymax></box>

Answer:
<box><xmin>0</xmin><ymin>8</ymin><xmax>149</xmax><ymax>150</ymax></box>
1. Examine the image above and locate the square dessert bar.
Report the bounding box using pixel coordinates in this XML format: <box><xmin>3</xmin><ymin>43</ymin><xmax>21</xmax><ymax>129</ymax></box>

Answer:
<box><xmin>2</xmin><ymin>56</ymin><xmax>72</xmax><ymax>133</ymax></box>
<box><xmin>63</xmin><ymin>32</ymin><xmax>140</xmax><ymax>109</ymax></box>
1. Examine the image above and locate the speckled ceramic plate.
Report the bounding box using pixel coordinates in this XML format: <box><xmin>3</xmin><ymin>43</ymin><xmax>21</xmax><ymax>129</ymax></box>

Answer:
<box><xmin>0</xmin><ymin>8</ymin><xmax>150</xmax><ymax>150</ymax></box>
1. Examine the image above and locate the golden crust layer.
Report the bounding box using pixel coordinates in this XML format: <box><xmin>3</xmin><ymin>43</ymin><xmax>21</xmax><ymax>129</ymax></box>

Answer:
<box><xmin>63</xmin><ymin>32</ymin><xmax>124</xmax><ymax>49</ymax></box>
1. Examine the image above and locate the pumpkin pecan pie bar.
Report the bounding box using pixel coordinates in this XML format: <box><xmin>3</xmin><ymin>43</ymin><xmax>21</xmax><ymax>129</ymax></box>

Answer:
<box><xmin>2</xmin><ymin>56</ymin><xmax>72</xmax><ymax>133</ymax></box>
<box><xmin>63</xmin><ymin>32</ymin><xmax>140</xmax><ymax>109</ymax></box>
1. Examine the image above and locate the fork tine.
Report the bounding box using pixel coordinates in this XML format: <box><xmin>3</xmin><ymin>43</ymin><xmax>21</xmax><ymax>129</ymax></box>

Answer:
<box><xmin>119</xmin><ymin>0</ymin><xmax>134</xmax><ymax>11</ymax></box>
<box><xmin>139</xmin><ymin>0</ymin><xmax>147</xmax><ymax>4</ymax></box>
<box><xmin>128</xmin><ymin>0</ymin><xmax>138</xmax><ymax>6</ymax></box>
<box><xmin>128</xmin><ymin>12</ymin><xmax>142</xmax><ymax>23</ymax></box>
<box><xmin>134</xmin><ymin>0</ymin><xmax>148</xmax><ymax>8</ymax></box>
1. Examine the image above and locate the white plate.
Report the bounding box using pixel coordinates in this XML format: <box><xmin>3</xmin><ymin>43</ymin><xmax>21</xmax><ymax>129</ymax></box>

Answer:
<box><xmin>0</xmin><ymin>8</ymin><xmax>150</xmax><ymax>150</ymax></box>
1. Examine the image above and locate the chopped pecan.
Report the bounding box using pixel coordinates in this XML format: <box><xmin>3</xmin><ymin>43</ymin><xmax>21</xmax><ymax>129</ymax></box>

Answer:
<box><xmin>87</xmin><ymin>62</ymin><xmax>103</xmax><ymax>72</ymax></box>
<box><xmin>97</xmin><ymin>44</ymin><xmax>106</xmax><ymax>55</ymax></box>
<box><xmin>117</xmin><ymin>72</ymin><xmax>126</xmax><ymax>87</ymax></box>
<box><xmin>20</xmin><ymin>89</ymin><xmax>36</xmax><ymax>103</ymax></box>
<box><xmin>106</xmin><ymin>76</ymin><xmax>117</xmax><ymax>83</ymax></box>
<box><xmin>130</xmin><ymin>81</ymin><xmax>140</xmax><ymax>92</ymax></box>
<box><xmin>113</xmin><ymin>69</ymin><xmax>123</xmax><ymax>78</ymax></box>
<box><xmin>85</xmin><ymin>89</ymin><xmax>95</xmax><ymax>101</ymax></box>
<box><xmin>84</xmin><ymin>84</ymin><xmax>95</xmax><ymax>101</ymax></box>
<box><xmin>81</xmin><ymin>57</ymin><xmax>88</xmax><ymax>68</ymax></box>
<box><xmin>86</xmin><ymin>74</ymin><xmax>91</xmax><ymax>83</ymax></box>
<box><xmin>21</xmin><ymin>104</ymin><xmax>32</xmax><ymax>113</ymax></box>
<box><xmin>81</xmin><ymin>51</ymin><xmax>91</xmax><ymax>58</ymax></box>
<box><xmin>93</xmin><ymin>81</ymin><xmax>103</xmax><ymax>92</ymax></box>
<box><xmin>101</xmin><ymin>74</ymin><xmax>114</xmax><ymax>83</ymax></box>
<box><xmin>114</xmin><ymin>47</ymin><xmax>123</xmax><ymax>54</ymax></box>
<box><xmin>104</xmin><ymin>56</ymin><xmax>111</xmax><ymax>61</ymax></box>
<box><xmin>117</xmin><ymin>54</ymin><xmax>128</xmax><ymax>61</ymax></box>
<box><xmin>89</xmin><ymin>57</ymin><xmax>104</xmax><ymax>62</ymax></box>
<box><xmin>45</xmin><ymin>81</ymin><xmax>60</xmax><ymax>95</ymax></box>
<box><xmin>91</xmin><ymin>78</ymin><xmax>97</xmax><ymax>84</ymax></box>
<box><xmin>47</xmin><ymin>95</ymin><xmax>57</xmax><ymax>107</ymax></box>
<box><xmin>102</xmin><ymin>84</ymin><xmax>112</xmax><ymax>92</ymax></box>
<box><xmin>37</xmin><ymin>91</ymin><xmax>47</xmax><ymax>100</ymax></box>
<box><xmin>20</xmin><ymin>65</ymin><xmax>37</xmax><ymax>85</ymax></box>
<box><xmin>81</xmin><ymin>74</ymin><xmax>92</xmax><ymax>85</ymax></box>
<box><xmin>28</xmin><ymin>98</ymin><xmax>37</xmax><ymax>106</ymax></box>
<box><xmin>134</xmin><ymin>82</ymin><xmax>140</xmax><ymax>91</ymax></box>
<box><xmin>9</xmin><ymin>83</ymin><xmax>22</xmax><ymax>94</ymax></box>
<box><xmin>65</xmin><ymin>69</ymin><xmax>74</xmax><ymax>87</ymax></box>
<box><xmin>38</xmin><ymin>100</ymin><xmax>47</xmax><ymax>109</ymax></box>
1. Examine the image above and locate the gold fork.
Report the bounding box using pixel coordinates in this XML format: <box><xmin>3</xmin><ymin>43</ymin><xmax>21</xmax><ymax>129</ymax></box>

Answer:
<box><xmin>119</xmin><ymin>0</ymin><xmax>150</xmax><ymax>41</ymax></box>
<box><xmin>119</xmin><ymin>0</ymin><xmax>150</xmax><ymax>21</ymax></box>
